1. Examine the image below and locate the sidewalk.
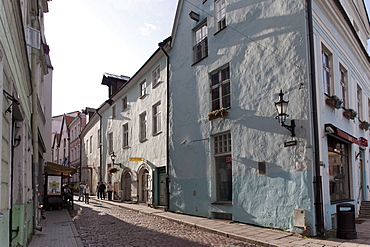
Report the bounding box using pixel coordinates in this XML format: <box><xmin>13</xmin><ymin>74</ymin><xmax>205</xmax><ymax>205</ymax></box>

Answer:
<box><xmin>28</xmin><ymin>197</ymin><xmax>370</xmax><ymax>247</ymax></box>
<box><xmin>28</xmin><ymin>208</ymin><xmax>83</xmax><ymax>247</ymax></box>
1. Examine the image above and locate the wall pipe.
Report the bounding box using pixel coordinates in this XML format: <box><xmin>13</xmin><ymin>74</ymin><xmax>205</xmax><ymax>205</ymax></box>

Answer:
<box><xmin>159</xmin><ymin>38</ymin><xmax>171</xmax><ymax>211</ymax></box>
<box><xmin>307</xmin><ymin>0</ymin><xmax>324</xmax><ymax>235</ymax></box>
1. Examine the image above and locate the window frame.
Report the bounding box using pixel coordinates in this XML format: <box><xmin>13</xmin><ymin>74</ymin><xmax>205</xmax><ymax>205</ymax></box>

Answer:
<box><xmin>215</xmin><ymin>0</ymin><xmax>226</xmax><ymax>32</ymax></box>
<box><xmin>211</xmin><ymin>65</ymin><xmax>231</xmax><ymax>111</ymax></box>
<box><xmin>139</xmin><ymin>80</ymin><xmax>147</xmax><ymax>98</ymax></box>
<box><xmin>322</xmin><ymin>45</ymin><xmax>332</xmax><ymax>95</ymax></box>
<box><xmin>357</xmin><ymin>84</ymin><xmax>363</xmax><ymax>120</ymax></box>
<box><xmin>122</xmin><ymin>96</ymin><xmax>128</xmax><ymax>112</ymax></box>
<box><xmin>108</xmin><ymin>132</ymin><xmax>113</xmax><ymax>154</ymax></box>
<box><xmin>122</xmin><ymin>123</ymin><xmax>129</xmax><ymax>148</ymax></box>
<box><xmin>193</xmin><ymin>22</ymin><xmax>208</xmax><ymax>64</ymax></box>
<box><xmin>152</xmin><ymin>101</ymin><xmax>162</xmax><ymax>135</ymax></box>
<box><xmin>152</xmin><ymin>65</ymin><xmax>161</xmax><ymax>88</ymax></box>
<box><xmin>339</xmin><ymin>64</ymin><xmax>348</xmax><ymax>108</ymax></box>
<box><xmin>139</xmin><ymin>111</ymin><xmax>147</xmax><ymax>142</ymax></box>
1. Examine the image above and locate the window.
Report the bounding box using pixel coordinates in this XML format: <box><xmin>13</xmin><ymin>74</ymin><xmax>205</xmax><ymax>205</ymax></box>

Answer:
<box><xmin>322</xmin><ymin>46</ymin><xmax>332</xmax><ymax>95</ymax></box>
<box><xmin>214</xmin><ymin>132</ymin><xmax>232</xmax><ymax>202</ymax></box>
<box><xmin>122</xmin><ymin>96</ymin><xmax>127</xmax><ymax>111</ymax></box>
<box><xmin>193</xmin><ymin>23</ymin><xmax>208</xmax><ymax>63</ymax></box>
<box><xmin>98</xmin><ymin>129</ymin><xmax>101</xmax><ymax>147</ymax></box>
<box><xmin>108</xmin><ymin>132</ymin><xmax>113</xmax><ymax>154</ymax></box>
<box><xmin>357</xmin><ymin>85</ymin><xmax>363</xmax><ymax>119</ymax></box>
<box><xmin>368</xmin><ymin>99</ymin><xmax>370</xmax><ymax>121</ymax></box>
<box><xmin>86</xmin><ymin>140</ymin><xmax>89</xmax><ymax>154</ymax></box>
<box><xmin>211</xmin><ymin>66</ymin><xmax>230</xmax><ymax>111</ymax></box>
<box><xmin>340</xmin><ymin>65</ymin><xmax>348</xmax><ymax>108</ymax></box>
<box><xmin>112</xmin><ymin>105</ymin><xmax>116</xmax><ymax>118</ymax></box>
<box><xmin>123</xmin><ymin>123</ymin><xmax>129</xmax><ymax>148</ymax></box>
<box><xmin>152</xmin><ymin>102</ymin><xmax>161</xmax><ymax>135</ymax></box>
<box><xmin>139</xmin><ymin>112</ymin><xmax>147</xmax><ymax>141</ymax></box>
<box><xmin>328</xmin><ymin>135</ymin><xmax>350</xmax><ymax>202</ymax></box>
<box><xmin>89</xmin><ymin>136</ymin><xmax>93</xmax><ymax>153</ymax></box>
<box><xmin>140</xmin><ymin>80</ymin><xmax>147</xmax><ymax>97</ymax></box>
<box><xmin>152</xmin><ymin>66</ymin><xmax>161</xmax><ymax>87</ymax></box>
<box><xmin>215</xmin><ymin>0</ymin><xmax>226</xmax><ymax>31</ymax></box>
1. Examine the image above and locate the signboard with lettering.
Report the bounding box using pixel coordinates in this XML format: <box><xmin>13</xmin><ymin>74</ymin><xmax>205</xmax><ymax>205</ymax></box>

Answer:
<box><xmin>284</xmin><ymin>140</ymin><xmax>297</xmax><ymax>147</ymax></box>
<box><xmin>129</xmin><ymin>157</ymin><xmax>143</xmax><ymax>161</ymax></box>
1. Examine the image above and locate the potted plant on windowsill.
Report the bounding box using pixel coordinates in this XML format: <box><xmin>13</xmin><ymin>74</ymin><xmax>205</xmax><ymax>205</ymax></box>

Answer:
<box><xmin>343</xmin><ymin>108</ymin><xmax>357</xmax><ymax>120</ymax></box>
<box><xmin>208</xmin><ymin>108</ymin><xmax>228</xmax><ymax>120</ymax></box>
<box><xmin>325</xmin><ymin>95</ymin><xmax>342</xmax><ymax>109</ymax></box>
<box><xmin>359</xmin><ymin>121</ymin><xmax>370</xmax><ymax>131</ymax></box>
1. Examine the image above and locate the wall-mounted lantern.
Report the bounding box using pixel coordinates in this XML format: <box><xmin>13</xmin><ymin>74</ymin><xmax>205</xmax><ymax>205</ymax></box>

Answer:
<box><xmin>274</xmin><ymin>90</ymin><xmax>296</xmax><ymax>137</ymax></box>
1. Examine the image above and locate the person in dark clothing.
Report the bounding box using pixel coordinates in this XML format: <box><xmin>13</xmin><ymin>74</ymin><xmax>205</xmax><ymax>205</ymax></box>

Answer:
<box><xmin>98</xmin><ymin>181</ymin><xmax>106</xmax><ymax>200</ymax></box>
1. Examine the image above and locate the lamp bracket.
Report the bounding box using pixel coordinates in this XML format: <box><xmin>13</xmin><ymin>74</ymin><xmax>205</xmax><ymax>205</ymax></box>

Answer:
<box><xmin>281</xmin><ymin>120</ymin><xmax>296</xmax><ymax>137</ymax></box>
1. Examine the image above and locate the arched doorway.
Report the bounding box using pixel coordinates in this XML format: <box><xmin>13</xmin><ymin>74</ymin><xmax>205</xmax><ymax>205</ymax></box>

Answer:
<box><xmin>123</xmin><ymin>172</ymin><xmax>131</xmax><ymax>201</ymax></box>
<box><xmin>138</xmin><ymin>166</ymin><xmax>151</xmax><ymax>204</ymax></box>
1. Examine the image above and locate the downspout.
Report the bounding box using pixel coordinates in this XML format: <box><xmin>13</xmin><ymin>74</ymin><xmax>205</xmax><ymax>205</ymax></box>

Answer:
<box><xmin>307</xmin><ymin>0</ymin><xmax>324</xmax><ymax>235</ymax></box>
<box><xmin>96</xmin><ymin>111</ymin><xmax>103</xmax><ymax>182</ymax></box>
<box><xmin>159</xmin><ymin>41</ymin><xmax>170</xmax><ymax>211</ymax></box>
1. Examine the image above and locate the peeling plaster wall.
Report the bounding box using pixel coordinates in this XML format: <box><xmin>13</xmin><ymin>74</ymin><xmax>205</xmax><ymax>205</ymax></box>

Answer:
<box><xmin>169</xmin><ymin>0</ymin><xmax>314</xmax><ymax>233</ymax></box>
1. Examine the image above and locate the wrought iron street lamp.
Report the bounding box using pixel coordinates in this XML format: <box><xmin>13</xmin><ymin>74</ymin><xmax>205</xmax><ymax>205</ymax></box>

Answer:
<box><xmin>111</xmin><ymin>152</ymin><xmax>116</xmax><ymax>166</ymax></box>
<box><xmin>274</xmin><ymin>90</ymin><xmax>296</xmax><ymax>137</ymax></box>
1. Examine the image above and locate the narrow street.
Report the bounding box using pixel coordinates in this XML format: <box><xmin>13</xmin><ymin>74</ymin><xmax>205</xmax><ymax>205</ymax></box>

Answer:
<box><xmin>71</xmin><ymin>199</ymin><xmax>261</xmax><ymax>247</ymax></box>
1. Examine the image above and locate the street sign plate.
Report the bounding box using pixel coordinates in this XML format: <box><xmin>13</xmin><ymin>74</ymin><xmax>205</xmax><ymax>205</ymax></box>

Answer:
<box><xmin>129</xmin><ymin>157</ymin><xmax>143</xmax><ymax>161</ymax></box>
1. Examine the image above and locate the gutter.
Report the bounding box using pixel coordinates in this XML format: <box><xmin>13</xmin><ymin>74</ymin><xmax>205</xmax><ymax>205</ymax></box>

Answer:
<box><xmin>307</xmin><ymin>0</ymin><xmax>324</xmax><ymax>235</ymax></box>
<box><xmin>159</xmin><ymin>37</ymin><xmax>171</xmax><ymax>211</ymax></box>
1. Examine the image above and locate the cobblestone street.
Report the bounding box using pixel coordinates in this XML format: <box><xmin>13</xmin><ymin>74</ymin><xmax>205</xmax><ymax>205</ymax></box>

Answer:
<box><xmin>71</xmin><ymin>199</ymin><xmax>260</xmax><ymax>247</ymax></box>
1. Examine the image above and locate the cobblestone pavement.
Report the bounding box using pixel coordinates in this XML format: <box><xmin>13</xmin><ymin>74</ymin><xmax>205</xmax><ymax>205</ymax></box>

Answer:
<box><xmin>71</xmin><ymin>200</ymin><xmax>261</xmax><ymax>247</ymax></box>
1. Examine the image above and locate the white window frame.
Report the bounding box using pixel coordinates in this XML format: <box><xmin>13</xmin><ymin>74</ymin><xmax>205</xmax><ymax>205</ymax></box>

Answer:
<box><xmin>140</xmin><ymin>80</ymin><xmax>147</xmax><ymax>98</ymax></box>
<box><xmin>340</xmin><ymin>64</ymin><xmax>347</xmax><ymax>108</ymax></box>
<box><xmin>139</xmin><ymin>112</ymin><xmax>147</xmax><ymax>142</ymax></box>
<box><xmin>211</xmin><ymin>65</ymin><xmax>231</xmax><ymax>111</ymax></box>
<box><xmin>357</xmin><ymin>84</ymin><xmax>363</xmax><ymax>120</ymax></box>
<box><xmin>152</xmin><ymin>102</ymin><xmax>161</xmax><ymax>135</ymax></box>
<box><xmin>215</xmin><ymin>0</ymin><xmax>226</xmax><ymax>31</ymax></box>
<box><xmin>123</xmin><ymin>123</ymin><xmax>129</xmax><ymax>148</ymax></box>
<box><xmin>122</xmin><ymin>96</ymin><xmax>127</xmax><ymax>111</ymax></box>
<box><xmin>152</xmin><ymin>66</ymin><xmax>161</xmax><ymax>88</ymax></box>
<box><xmin>193</xmin><ymin>23</ymin><xmax>208</xmax><ymax>63</ymax></box>
<box><xmin>108</xmin><ymin>132</ymin><xmax>113</xmax><ymax>154</ymax></box>
<box><xmin>322</xmin><ymin>45</ymin><xmax>332</xmax><ymax>95</ymax></box>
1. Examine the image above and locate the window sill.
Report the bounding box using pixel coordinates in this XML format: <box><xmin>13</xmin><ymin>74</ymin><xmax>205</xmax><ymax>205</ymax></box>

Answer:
<box><xmin>214</xmin><ymin>26</ymin><xmax>227</xmax><ymax>36</ymax></box>
<box><xmin>153</xmin><ymin>131</ymin><xmax>162</xmax><ymax>136</ymax></box>
<box><xmin>212</xmin><ymin>201</ymin><xmax>232</xmax><ymax>206</ymax></box>
<box><xmin>122</xmin><ymin>145</ymin><xmax>130</xmax><ymax>149</ymax></box>
<box><xmin>139</xmin><ymin>94</ymin><xmax>148</xmax><ymax>99</ymax></box>
<box><xmin>152</xmin><ymin>81</ymin><xmax>163</xmax><ymax>89</ymax></box>
<box><xmin>192</xmin><ymin>55</ymin><xmax>208</xmax><ymax>66</ymax></box>
<box><xmin>139</xmin><ymin>138</ymin><xmax>148</xmax><ymax>143</ymax></box>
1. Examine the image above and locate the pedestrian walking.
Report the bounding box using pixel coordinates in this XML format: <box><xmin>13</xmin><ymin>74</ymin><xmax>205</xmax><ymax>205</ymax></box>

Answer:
<box><xmin>84</xmin><ymin>184</ymin><xmax>90</xmax><ymax>204</ymax></box>
<box><xmin>96</xmin><ymin>182</ymin><xmax>100</xmax><ymax>199</ymax></box>
<box><xmin>78</xmin><ymin>182</ymin><xmax>85</xmax><ymax>201</ymax></box>
<box><xmin>107</xmin><ymin>181</ymin><xmax>113</xmax><ymax>201</ymax></box>
<box><xmin>98</xmin><ymin>181</ymin><xmax>106</xmax><ymax>200</ymax></box>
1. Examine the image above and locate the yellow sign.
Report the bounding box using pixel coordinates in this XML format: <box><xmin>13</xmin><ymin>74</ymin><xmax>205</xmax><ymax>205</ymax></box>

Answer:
<box><xmin>130</xmin><ymin>157</ymin><xmax>143</xmax><ymax>161</ymax></box>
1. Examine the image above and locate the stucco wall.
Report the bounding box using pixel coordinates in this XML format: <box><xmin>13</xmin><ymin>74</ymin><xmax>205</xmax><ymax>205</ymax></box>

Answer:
<box><xmin>169</xmin><ymin>0</ymin><xmax>314</xmax><ymax>233</ymax></box>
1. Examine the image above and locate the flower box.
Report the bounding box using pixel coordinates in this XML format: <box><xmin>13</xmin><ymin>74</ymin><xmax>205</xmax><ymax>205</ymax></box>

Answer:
<box><xmin>325</xmin><ymin>95</ymin><xmax>342</xmax><ymax>109</ymax></box>
<box><xmin>108</xmin><ymin>167</ymin><xmax>119</xmax><ymax>175</ymax></box>
<box><xmin>208</xmin><ymin>108</ymin><xmax>228</xmax><ymax>120</ymax></box>
<box><xmin>343</xmin><ymin>108</ymin><xmax>357</xmax><ymax>120</ymax></box>
<box><xmin>360</xmin><ymin>121</ymin><xmax>370</xmax><ymax>131</ymax></box>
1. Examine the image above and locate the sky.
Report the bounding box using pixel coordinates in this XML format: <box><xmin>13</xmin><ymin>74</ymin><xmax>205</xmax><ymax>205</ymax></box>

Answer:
<box><xmin>45</xmin><ymin>0</ymin><xmax>370</xmax><ymax>117</ymax></box>
<box><xmin>44</xmin><ymin>0</ymin><xmax>178</xmax><ymax>116</ymax></box>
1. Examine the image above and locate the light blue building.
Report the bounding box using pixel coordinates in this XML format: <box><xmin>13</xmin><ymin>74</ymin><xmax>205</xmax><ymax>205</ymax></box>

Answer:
<box><xmin>167</xmin><ymin>0</ymin><xmax>370</xmax><ymax>236</ymax></box>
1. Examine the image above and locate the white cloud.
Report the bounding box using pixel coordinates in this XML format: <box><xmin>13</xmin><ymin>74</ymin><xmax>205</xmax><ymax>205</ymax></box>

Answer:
<box><xmin>138</xmin><ymin>22</ymin><xmax>160</xmax><ymax>36</ymax></box>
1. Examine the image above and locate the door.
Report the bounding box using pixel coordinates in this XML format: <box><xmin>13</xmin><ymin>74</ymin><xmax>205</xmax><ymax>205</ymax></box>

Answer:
<box><xmin>124</xmin><ymin>173</ymin><xmax>131</xmax><ymax>201</ymax></box>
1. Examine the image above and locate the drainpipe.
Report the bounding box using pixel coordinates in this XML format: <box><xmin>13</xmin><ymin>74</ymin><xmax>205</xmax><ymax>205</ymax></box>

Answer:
<box><xmin>96</xmin><ymin>110</ymin><xmax>103</xmax><ymax>182</ymax></box>
<box><xmin>307</xmin><ymin>0</ymin><xmax>324</xmax><ymax>235</ymax></box>
<box><xmin>159</xmin><ymin>39</ymin><xmax>170</xmax><ymax>211</ymax></box>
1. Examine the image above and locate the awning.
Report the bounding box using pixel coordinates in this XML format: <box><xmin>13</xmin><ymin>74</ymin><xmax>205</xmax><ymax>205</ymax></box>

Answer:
<box><xmin>325</xmin><ymin>124</ymin><xmax>361</xmax><ymax>145</ymax></box>
<box><xmin>45</xmin><ymin>162</ymin><xmax>77</xmax><ymax>175</ymax></box>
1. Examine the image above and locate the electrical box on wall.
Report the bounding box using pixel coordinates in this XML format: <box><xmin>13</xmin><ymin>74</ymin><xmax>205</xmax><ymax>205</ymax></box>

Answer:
<box><xmin>294</xmin><ymin>209</ymin><xmax>306</xmax><ymax>227</ymax></box>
